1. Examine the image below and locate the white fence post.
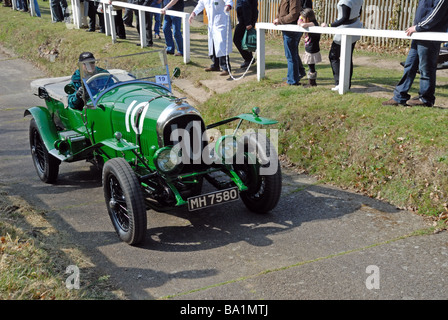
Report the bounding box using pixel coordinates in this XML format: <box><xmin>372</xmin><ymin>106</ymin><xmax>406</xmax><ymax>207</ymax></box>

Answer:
<box><xmin>182</xmin><ymin>12</ymin><xmax>190</xmax><ymax>64</ymax></box>
<box><xmin>108</xmin><ymin>4</ymin><xmax>117</xmax><ymax>42</ymax></box>
<box><xmin>339</xmin><ymin>34</ymin><xmax>352</xmax><ymax>94</ymax></box>
<box><xmin>29</xmin><ymin>0</ymin><xmax>36</xmax><ymax>17</ymax></box>
<box><xmin>138</xmin><ymin>9</ymin><xmax>146</xmax><ymax>48</ymax></box>
<box><xmin>103</xmin><ymin>3</ymin><xmax>111</xmax><ymax>36</ymax></box>
<box><xmin>71</xmin><ymin>0</ymin><xmax>81</xmax><ymax>29</ymax></box>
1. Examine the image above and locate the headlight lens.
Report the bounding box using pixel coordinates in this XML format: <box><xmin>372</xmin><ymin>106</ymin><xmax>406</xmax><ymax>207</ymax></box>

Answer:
<box><xmin>153</xmin><ymin>146</ymin><xmax>183</xmax><ymax>174</ymax></box>
<box><xmin>215</xmin><ymin>135</ymin><xmax>238</xmax><ymax>163</ymax></box>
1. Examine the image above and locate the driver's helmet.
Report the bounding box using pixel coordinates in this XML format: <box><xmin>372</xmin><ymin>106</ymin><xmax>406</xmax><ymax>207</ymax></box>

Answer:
<box><xmin>79</xmin><ymin>52</ymin><xmax>97</xmax><ymax>77</ymax></box>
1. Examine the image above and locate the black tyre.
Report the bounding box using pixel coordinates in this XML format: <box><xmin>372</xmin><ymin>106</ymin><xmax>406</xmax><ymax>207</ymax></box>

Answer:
<box><xmin>235</xmin><ymin>132</ymin><xmax>282</xmax><ymax>213</ymax></box>
<box><xmin>29</xmin><ymin>118</ymin><xmax>60</xmax><ymax>183</ymax></box>
<box><xmin>102</xmin><ymin>158</ymin><xmax>147</xmax><ymax>245</ymax></box>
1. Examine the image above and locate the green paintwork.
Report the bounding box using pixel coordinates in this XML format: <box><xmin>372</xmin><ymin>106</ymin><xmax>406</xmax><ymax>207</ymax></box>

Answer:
<box><xmin>24</xmin><ymin>106</ymin><xmax>59</xmax><ymax>151</ymax></box>
<box><xmin>235</xmin><ymin>113</ymin><xmax>278</xmax><ymax>125</ymax></box>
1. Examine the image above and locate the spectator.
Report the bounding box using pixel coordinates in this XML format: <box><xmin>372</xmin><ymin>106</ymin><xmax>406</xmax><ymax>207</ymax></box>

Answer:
<box><xmin>17</xmin><ymin>0</ymin><xmax>28</xmax><ymax>12</ymax></box>
<box><xmin>161</xmin><ymin>0</ymin><xmax>184</xmax><ymax>56</ymax></box>
<box><xmin>80</xmin><ymin>0</ymin><xmax>89</xmax><ymax>28</ymax></box>
<box><xmin>123</xmin><ymin>0</ymin><xmax>134</xmax><ymax>27</ymax></box>
<box><xmin>68</xmin><ymin>52</ymin><xmax>109</xmax><ymax>110</ymax></box>
<box><xmin>51</xmin><ymin>0</ymin><xmax>68</xmax><ymax>22</ymax></box>
<box><xmin>30</xmin><ymin>0</ymin><xmax>41</xmax><ymax>17</ymax></box>
<box><xmin>152</xmin><ymin>0</ymin><xmax>162</xmax><ymax>39</ymax></box>
<box><xmin>233</xmin><ymin>0</ymin><xmax>258</xmax><ymax>69</ymax></box>
<box><xmin>189</xmin><ymin>0</ymin><xmax>233</xmax><ymax>76</ymax></box>
<box><xmin>273</xmin><ymin>0</ymin><xmax>305</xmax><ymax>85</ymax></box>
<box><xmin>133</xmin><ymin>0</ymin><xmax>154</xmax><ymax>47</ymax></box>
<box><xmin>111</xmin><ymin>3</ymin><xmax>126</xmax><ymax>39</ymax></box>
<box><xmin>321</xmin><ymin>0</ymin><xmax>363</xmax><ymax>91</ymax></box>
<box><xmin>3</xmin><ymin>0</ymin><xmax>12</xmax><ymax>7</ymax></box>
<box><xmin>383</xmin><ymin>0</ymin><xmax>448</xmax><ymax>107</ymax></box>
<box><xmin>86</xmin><ymin>0</ymin><xmax>105</xmax><ymax>32</ymax></box>
<box><xmin>298</xmin><ymin>8</ymin><xmax>321</xmax><ymax>87</ymax></box>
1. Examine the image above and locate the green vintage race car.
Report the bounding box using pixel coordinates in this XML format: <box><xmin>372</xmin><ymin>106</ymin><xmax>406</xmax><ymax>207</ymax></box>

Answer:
<box><xmin>26</xmin><ymin>50</ymin><xmax>281</xmax><ymax>245</ymax></box>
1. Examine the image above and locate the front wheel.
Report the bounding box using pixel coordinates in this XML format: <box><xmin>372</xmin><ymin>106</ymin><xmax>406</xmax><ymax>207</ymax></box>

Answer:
<box><xmin>102</xmin><ymin>158</ymin><xmax>147</xmax><ymax>245</ymax></box>
<box><xmin>235</xmin><ymin>132</ymin><xmax>282</xmax><ymax>213</ymax></box>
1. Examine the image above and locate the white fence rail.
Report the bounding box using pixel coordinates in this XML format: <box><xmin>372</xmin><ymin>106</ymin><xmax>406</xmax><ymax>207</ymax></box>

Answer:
<box><xmin>238</xmin><ymin>0</ymin><xmax>421</xmax><ymax>47</ymax></box>
<box><xmin>256</xmin><ymin>23</ymin><xmax>448</xmax><ymax>94</ymax></box>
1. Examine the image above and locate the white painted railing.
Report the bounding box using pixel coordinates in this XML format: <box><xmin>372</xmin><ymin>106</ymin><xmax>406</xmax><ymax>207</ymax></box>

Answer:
<box><xmin>70</xmin><ymin>0</ymin><xmax>190</xmax><ymax>63</ymax></box>
<box><xmin>256</xmin><ymin>22</ymin><xmax>448</xmax><ymax>94</ymax></box>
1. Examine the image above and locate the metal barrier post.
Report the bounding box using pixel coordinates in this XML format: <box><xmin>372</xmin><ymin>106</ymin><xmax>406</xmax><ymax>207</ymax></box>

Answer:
<box><xmin>71</xmin><ymin>0</ymin><xmax>81</xmax><ymax>29</ymax></box>
<box><xmin>256</xmin><ymin>27</ymin><xmax>265</xmax><ymax>81</ymax></box>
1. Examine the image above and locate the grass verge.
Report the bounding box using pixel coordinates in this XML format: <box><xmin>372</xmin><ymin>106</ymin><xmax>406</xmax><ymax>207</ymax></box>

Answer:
<box><xmin>0</xmin><ymin>190</ymin><xmax>124</xmax><ymax>299</ymax></box>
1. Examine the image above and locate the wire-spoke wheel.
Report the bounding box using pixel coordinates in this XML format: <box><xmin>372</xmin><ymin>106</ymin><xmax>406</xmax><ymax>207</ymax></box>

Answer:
<box><xmin>29</xmin><ymin>118</ymin><xmax>60</xmax><ymax>183</ymax></box>
<box><xmin>103</xmin><ymin>158</ymin><xmax>147</xmax><ymax>245</ymax></box>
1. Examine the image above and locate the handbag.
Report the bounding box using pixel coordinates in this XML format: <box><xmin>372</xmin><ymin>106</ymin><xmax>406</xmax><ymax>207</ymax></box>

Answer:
<box><xmin>242</xmin><ymin>28</ymin><xmax>257</xmax><ymax>52</ymax></box>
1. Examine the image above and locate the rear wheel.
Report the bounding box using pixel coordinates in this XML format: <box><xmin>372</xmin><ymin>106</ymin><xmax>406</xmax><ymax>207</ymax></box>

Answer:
<box><xmin>29</xmin><ymin>118</ymin><xmax>60</xmax><ymax>183</ymax></box>
<box><xmin>102</xmin><ymin>158</ymin><xmax>147</xmax><ymax>245</ymax></box>
<box><xmin>235</xmin><ymin>132</ymin><xmax>282</xmax><ymax>213</ymax></box>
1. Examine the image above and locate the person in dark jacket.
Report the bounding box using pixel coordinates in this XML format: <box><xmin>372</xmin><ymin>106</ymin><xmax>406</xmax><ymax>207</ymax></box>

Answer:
<box><xmin>383</xmin><ymin>0</ymin><xmax>448</xmax><ymax>107</ymax></box>
<box><xmin>133</xmin><ymin>0</ymin><xmax>154</xmax><ymax>47</ymax></box>
<box><xmin>321</xmin><ymin>0</ymin><xmax>363</xmax><ymax>91</ymax></box>
<box><xmin>86</xmin><ymin>0</ymin><xmax>105</xmax><ymax>32</ymax></box>
<box><xmin>68</xmin><ymin>52</ymin><xmax>108</xmax><ymax>110</ymax></box>
<box><xmin>233</xmin><ymin>0</ymin><xmax>258</xmax><ymax>68</ymax></box>
<box><xmin>273</xmin><ymin>0</ymin><xmax>312</xmax><ymax>85</ymax></box>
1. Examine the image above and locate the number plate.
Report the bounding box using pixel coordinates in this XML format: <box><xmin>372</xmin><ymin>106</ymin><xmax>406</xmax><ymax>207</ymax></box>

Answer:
<box><xmin>187</xmin><ymin>187</ymin><xmax>239</xmax><ymax>211</ymax></box>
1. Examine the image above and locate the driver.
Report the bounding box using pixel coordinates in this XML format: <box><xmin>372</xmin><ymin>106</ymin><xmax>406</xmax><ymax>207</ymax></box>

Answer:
<box><xmin>68</xmin><ymin>52</ymin><xmax>108</xmax><ymax>110</ymax></box>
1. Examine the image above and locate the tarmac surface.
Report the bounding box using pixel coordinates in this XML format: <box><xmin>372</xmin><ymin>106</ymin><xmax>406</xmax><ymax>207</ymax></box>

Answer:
<box><xmin>1</xmin><ymin>36</ymin><xmax>448</xmax><ymax>304</ymax></box>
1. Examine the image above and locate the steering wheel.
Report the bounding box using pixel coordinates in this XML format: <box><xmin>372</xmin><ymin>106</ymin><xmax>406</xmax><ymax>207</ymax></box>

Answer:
<box><xmin>86</xmin><ymin>72</ymin><xmax>120</xmax><ymax>86</ymax></box>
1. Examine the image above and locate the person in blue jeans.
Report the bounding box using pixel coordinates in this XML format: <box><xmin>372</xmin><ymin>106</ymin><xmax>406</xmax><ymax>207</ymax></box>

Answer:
<box><xmin>151</xmin><ymin>0</ymin><xmax>162</xmax><ymax>39</ymax></box>
<box><xmin>383</xmin><ymin>0</ymin><xmax>448</xmax><ymax>107</ymax></box>
<box><xmin>273</xmin><ymin>0</ymin><xmax>312</xmax><ymax>85</ymax></box>
<box><xmin>161</xmin><ymin>0</ymin><xmax>184</xmax><ymax>56</ymax></box>
<box><xmin>30</xmin><ymin>0</ymin><xmax>41</xmax><ymax>16</ymax></box>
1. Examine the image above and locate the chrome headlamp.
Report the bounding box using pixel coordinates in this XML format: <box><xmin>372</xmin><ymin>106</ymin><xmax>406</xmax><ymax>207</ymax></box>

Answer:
<box><xmin>153</xmin><ymin>146</ymin><xmax>183</xmax><ymax>175</ymax></box>
<box><xmin>215</xmin><ymin>135</ymin><xmax>238</xmax><ymax>163</ymax></box>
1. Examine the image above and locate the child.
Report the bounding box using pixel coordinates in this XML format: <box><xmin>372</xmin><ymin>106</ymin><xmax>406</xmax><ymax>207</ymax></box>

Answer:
<box><xmin>298</xmin><ymin>8</ymin><xmax>322</xmax><ymax>87</ymax></box>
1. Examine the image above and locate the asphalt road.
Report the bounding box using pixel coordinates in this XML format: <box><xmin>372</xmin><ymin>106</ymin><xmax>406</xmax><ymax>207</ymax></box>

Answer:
<box><xmin>1</xmin><ymin>46</ymin><xmax>448</xmax><ymax>304</ymax></box>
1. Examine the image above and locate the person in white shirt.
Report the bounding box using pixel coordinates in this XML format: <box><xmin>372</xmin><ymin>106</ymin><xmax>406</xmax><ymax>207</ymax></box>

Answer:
<box><xmin>189</xmin><ymin>0</ymin><xmax>234</xmax><ymax>76</ymax></box>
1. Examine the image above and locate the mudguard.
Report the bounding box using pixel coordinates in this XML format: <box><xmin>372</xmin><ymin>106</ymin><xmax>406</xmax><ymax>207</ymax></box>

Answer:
<box><xmin>236</xmin><ymin>113</ymin><xmax>278</xmax><ymax>125</ymax></box>
<box><xmin>24</xmin><ymin>106</ymin><xmax>59</xmax><ymax>152</ymax></box>
<box><xmin>206</xmin><ymin>108</ymin><xmax>277</xmax><ymax>129</ymax></box>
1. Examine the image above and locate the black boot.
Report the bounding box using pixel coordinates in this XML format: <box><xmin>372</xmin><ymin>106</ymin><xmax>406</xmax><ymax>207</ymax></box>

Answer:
<box><xmin>304</xmin><ymin>72</ymin><xmax>317</xmax><ymax>88</ymax></box>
